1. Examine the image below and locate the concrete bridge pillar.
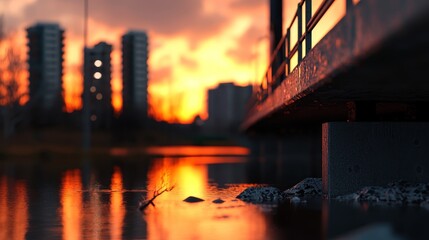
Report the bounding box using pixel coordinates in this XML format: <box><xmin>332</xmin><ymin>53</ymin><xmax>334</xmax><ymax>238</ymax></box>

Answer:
<box><xmin>322</xmin><ymin>122</ymin><xmax>429</xmax><ymax>197</ymax></box>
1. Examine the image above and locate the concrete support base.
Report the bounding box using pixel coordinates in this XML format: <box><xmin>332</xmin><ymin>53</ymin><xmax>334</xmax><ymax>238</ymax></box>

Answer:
<box><xmin>322</xmin><ymin>122</ymin><xmax>429</xmax><ymax>197</ymax></box>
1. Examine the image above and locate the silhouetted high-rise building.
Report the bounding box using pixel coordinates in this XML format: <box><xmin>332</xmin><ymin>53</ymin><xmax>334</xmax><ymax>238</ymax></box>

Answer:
<box><xmin>83</xmin><ymin>42</ymin><xmax>113</xmax><ymax>130</ymax></box>
<box><xmin>121</xmin><ymin>31</ymin><xmax>148</xmax><ymax>127</ymax></box>
<box><xmin>26</xmin><ymin>22</ymin><xmax>64</xmax><ymax>125</ymax></box>
<box><xmin>207</xmin><ymin>82</ymin><xmax>252</xmax><ymax>132</ymax></box>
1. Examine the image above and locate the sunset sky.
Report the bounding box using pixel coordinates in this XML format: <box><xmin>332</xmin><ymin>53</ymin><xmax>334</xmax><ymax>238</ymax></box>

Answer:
<box><xmin>1</xmin><ymin>0</ymin><xmax>315</xmax><ymax>123</ymax></box>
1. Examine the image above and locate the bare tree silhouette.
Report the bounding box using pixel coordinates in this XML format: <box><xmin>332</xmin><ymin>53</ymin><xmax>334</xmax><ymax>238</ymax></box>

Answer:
<box><xmin>0</xmin><ymin>37</ymin><xmax>27</xmax><ymax>139</ymax></box>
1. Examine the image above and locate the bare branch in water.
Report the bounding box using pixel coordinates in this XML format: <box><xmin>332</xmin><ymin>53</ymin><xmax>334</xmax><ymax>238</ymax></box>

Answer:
<box><xmin>139</xmin><ymin>172</ymin><xmax>175</xmax><ymax>211</ymax></box>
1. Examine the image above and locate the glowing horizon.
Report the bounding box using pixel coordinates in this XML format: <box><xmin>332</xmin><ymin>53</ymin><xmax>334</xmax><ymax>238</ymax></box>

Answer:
<box><xmin>1</xmin><ymin>0</ymin><xmax>270</xmax><ymax>124</ymax></box>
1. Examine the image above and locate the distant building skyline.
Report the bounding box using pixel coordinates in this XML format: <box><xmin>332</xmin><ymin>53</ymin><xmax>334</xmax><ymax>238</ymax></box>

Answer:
<box><xmin>26</xmin><ymin>22</ymin><xmax>64</xmax><ymax>126</ymax></box>
<box><xmin>207</xmin><ymin>82</ymin><xmax>252</xmax><ymax>132</ymax></box>
<box><xmin>23</xmin><ymin>19</ymin><xmax>254</xmax><ymax>125</ymax></box>
<box><xmin>83</xmin><ymin>41</ymin><xmax>113</xmax><ymax>130</ymax></box>
<box><xmin>7</xmin><ymin>0</ymin><xmax>272</xmax><ymax>123</ymax></box>
<box><xmin>26</xmin><ymin>21</ymin><xmax>152</xmax><ymax>129</ymax></box>
<box><xmin>121</xmin><ymin>30</ymin><xmax>149</xmax><ymax>126</ymax></box>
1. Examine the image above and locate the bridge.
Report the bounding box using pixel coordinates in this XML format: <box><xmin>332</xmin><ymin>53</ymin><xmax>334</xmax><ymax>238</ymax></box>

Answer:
<box><xmin>242</xmin><ymin>0</ymin><xmax>429</xmax><ymax>197</ymax></box>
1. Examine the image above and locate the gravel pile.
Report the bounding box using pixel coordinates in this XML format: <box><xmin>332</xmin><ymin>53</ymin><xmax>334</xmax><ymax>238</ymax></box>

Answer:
<box><xmin>336</xmin><ymin>180</ymin><xmax>429</xmax><ymax>206</ymax></box>
<box><xmin>236</xmin><ymin>179</ymin><xmax>429</xmax><ymax>209</ymax></box>
<box><xmin>236</xmin><ymin>178</ymin><xmax>323</xmax><ymax>204</ymax></box>
<box><xmin>236</xmin><ymin>186</ymin><xmax>284</xmax><ymax>203</ymax></box>
<box><xmin>282</xmin><ymin>178</ymin><xmax>322</xmax><ymax>197</ymax></box>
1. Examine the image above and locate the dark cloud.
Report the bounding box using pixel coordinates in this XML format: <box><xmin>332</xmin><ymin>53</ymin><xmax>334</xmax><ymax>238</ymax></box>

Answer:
<box><xmin>19</xmin><ymin>0</ymin><xmax>229</xmax><ymax>44</ymax></box>
<box><xmin>19</xmin><ymin>0</ymin><xmax>83</xmax><ymax>34</ymax></box>
<box><xmin>5</xmin><ymin>14</ymin><xmax>27</xmax><ymax>34</ymax></box>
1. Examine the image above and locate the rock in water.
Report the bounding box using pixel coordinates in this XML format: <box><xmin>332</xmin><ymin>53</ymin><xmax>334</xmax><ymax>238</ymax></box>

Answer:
<box><xmin>212</xmin><ymin>198</ymin><xmax>225</xmax><ymax>204</ymax></box>
<box><xmin>236</xmin><ymin>186</ymin><xmax>284</xmax><ymax>203</ymax></box>
<box><xmin>290</xmin><ymin>196</ymin><xmax>301</xmax><ymax>204</ymax></box>
<box><xmin>183</xmin><ymin>196</ymin><xmax>204</xmax><ymax>203</ymax></box>
<box><xmin>283</xmin><ymin>178</ymin><xmax>322</xmax><ymax>197</ymax></box>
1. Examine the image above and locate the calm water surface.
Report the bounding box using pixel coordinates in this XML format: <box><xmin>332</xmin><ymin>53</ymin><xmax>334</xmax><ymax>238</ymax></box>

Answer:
<box><xmin>2</xmin><ymin>146</ymin><xmax>429</xmax><ymax>240</ymax></box>
<box><xmin>0</xmin><ymin>146</ymin><xmax>286</xmax><ymax>240</ymax></box>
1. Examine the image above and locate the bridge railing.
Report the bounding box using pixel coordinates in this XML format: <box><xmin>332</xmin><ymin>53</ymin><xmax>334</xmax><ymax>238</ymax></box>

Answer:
<box><xmin>251</xmin><ymin>0</ymin><xmax>356</xmax><ymax>108</ymax></box>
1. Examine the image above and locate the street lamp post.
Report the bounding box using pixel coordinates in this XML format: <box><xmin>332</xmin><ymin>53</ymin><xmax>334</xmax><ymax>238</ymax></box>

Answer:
<box><xmin>84</xmin><ymin>0</ymin><xmax>88</xmax><ymax>47</ymax></box>
<box><xmin>82</xmin><ymin>0</ymin><xmax>90</xmax><ymax>152</ymax></box>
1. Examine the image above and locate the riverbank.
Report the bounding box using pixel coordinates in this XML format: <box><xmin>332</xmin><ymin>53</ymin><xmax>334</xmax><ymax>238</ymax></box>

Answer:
<box><xmin>0</xmin><ymin>127</ymin><xmax>250</xmax><ymax>159</ymax></box>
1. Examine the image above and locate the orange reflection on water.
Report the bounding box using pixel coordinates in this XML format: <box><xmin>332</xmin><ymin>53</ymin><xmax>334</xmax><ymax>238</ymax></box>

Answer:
<box><xmin>13</xmin><ymin>182</ymin><xmax>28</xmax><ymax>240</ymax></box>
<box><xmin>0</xmin><ymin>176</ymin><xmax>8</xmax><ymax>240</ymax></box>
<box><xmin>145</xmin><ymin>157</ymin><xmax>267</xmax><ymax>240</ymax></box>
<box><xmin>148</xmin><ymin>158</ymin><xmax>207</xmax><ymax>201</ymax></box>
<box><xmin>60</xmin><ymin>167</ymin><xmax>127</xmax><ymax>240</ymax></box>
<box><xmin>146</xmin><ymin>158</ymin><xmax>208</xmax><ymax>240</ymax></box>
<box><xmin>145</xmin><ymin>146</ymin><xmax>249</xmax><ymax>156</ymax></box>
<box><xmin>86</xmin><ymin>174</ymin><xmax>102</xmax><ymax>240</ymax></box>
<box><xmin>176</xmin><ymin>163</ymin><xmax>206</xmax><ymax>198</ymax></box>
<box><xmin>61</xmin><ymin>169</ymin><xmax>83</xmax><ymax>240</ymax></box>
<box><xmin>110</xmin><ymin>166</ymin><xmax>125</xmax><ymax>240</ymax></box>
<box><xmin>0</xmin><ymin>176</ymin><xmax>29</xmax><ymax>240</ymax></box>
